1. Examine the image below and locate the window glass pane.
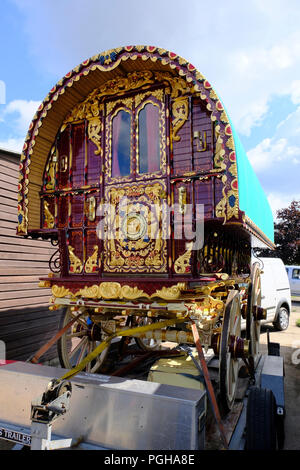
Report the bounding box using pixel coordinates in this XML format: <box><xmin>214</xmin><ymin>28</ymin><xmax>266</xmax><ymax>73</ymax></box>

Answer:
<box><xmin>292</xmin><ymin>269</ymin><xmax>300</xmax><ymax>279</ymax></box>
<box><xmin>138</xmin><ymin>103</ymin><xmax>160</xmax><ymax>174</ymax></box>
<box><xmin>112</xmin><ymin>110</ymin><xmax>131</xmax><ymax>177</ymax></box>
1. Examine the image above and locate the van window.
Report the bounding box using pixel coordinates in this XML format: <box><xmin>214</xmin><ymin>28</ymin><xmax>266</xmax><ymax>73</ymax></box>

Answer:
<box><xmin>292</xmin><ymin>268</ymin><xmax>300</xmax><ymax>279</ymax></box>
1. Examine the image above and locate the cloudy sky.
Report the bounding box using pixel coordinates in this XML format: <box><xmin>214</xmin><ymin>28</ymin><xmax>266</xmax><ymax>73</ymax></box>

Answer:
<box><xmin>1</xmin><ymin>0</ymin><xmax>300</xmax><ymax>217</ymax></box>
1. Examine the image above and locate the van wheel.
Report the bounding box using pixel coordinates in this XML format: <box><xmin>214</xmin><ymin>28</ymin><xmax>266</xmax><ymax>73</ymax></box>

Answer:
<box><xmin>273</xmin><ymin>307</ymin><xmax>289</xmax><ymax>331</ymax></box>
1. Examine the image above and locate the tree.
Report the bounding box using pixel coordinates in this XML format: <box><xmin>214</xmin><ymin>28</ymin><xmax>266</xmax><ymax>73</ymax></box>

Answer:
<box><xmin>255</xmin><ymin>200</ymin><xmax>300</xmax><ymax>264</ymax></box>
<box><xmin>274</xmin><ymin>200</ymin><xmax>300</xmax><ymax>265</ymax></box>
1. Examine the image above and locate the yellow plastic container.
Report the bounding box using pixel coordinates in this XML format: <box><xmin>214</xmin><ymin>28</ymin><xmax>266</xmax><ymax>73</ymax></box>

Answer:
<box><xmin>147</xmin><ymin>351</ymin><xmax>205</xmax><ymax>391</ymax></box>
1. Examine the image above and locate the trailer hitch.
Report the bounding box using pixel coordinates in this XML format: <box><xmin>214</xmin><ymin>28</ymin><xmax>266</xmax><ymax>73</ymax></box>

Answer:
<box><xmin>30</xmin><ymin>380</ymin><xmax>73</xmax><ymax>450</ymax></box>
<box><xmin>31</xmin><ymin>379</ymin><xmax>72</xmax><ymax>424</ymax></box>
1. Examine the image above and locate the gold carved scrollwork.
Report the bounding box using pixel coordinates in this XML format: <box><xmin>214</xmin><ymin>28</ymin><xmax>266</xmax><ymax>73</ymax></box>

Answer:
<box><xmin>215</xmin><ymin>175</ymin><xmax>239</xmax><ymax>223</ymax></box>
<box><xmin>87</xmin><ymin>116</ymin><xmax>102</xmax><ymax>156</ymax></box>
<box><xmin>106</xmin><ymin>97</ymin><xmax>133</xmax><ymax>116</ymax></box>
<box><xmin>43</xmin><ymin>200</ymin><xmax>55</xmax><ymax>229</ymax></box>
<box><xmin>174</xmin><ymin>241</ymin><xmax>193</xmax><ymax>274</ymax></box>
<box><xmin>172</xmin><ymin>97</ymin><xmax>189</xmax><ymax>142</ymax></box>
<box><xmin>84</xmin><ymin>196</ymin><xmax>96</xmax><ymax>221</ymax></box>
<box><xmin>104</xmin><ymin>182</ymin><xmax>167</xmax><ymax>273</ymax></box>
<box><xmin>144</xmin><ymin>183</ymin><xmax>164</xmax><ymax>202</ymax></box>
<box><xmin>151</xmin><ymin>282</ymin><xmax>186</xmax><ymax>300</ymax></box>
<box><xmin>68</xmin><ymin>245</ymin><xmax>83</xmax><ymax>273</ymax></box>
<box><xmin>45</xmin><ymin>148</ymin><xmax>57</xmax><ymax>190</ymax></box>
<box><xmin>214</xmin><ymin>125</ymin><xmax>226</xmax><ymax>170</ymax></box>
<box><xmin>50</xmin><ymin>282</ymin><xmax>186</xmax><ymax>301</ymax></box>
<box><xmin>51</xmin><ymin>285</ymin><xmax>71</xmax><ymax>298</ymax></box>
<box><xmin>215</xmin><ymin>176</ymin><xmax>228</xmax><ymax>222</ymax></box>
<box><xmin>85</xmin><ymin>245</ymin><xmax>99</xmax><ymax>273</ymax></box>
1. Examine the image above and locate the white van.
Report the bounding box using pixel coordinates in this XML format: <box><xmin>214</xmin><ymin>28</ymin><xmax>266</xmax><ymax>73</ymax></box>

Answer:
<box><xmin>285</xmin><ymin>265</ymin><xmax>300</xmax><ymax>298</ymax></box>
<box><xmin>242</xmin><ymin>257</ymin><xmax>291</xmax><ymax>331</ymax></box>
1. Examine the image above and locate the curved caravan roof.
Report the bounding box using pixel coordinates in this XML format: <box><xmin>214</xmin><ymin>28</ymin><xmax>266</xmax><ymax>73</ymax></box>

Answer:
<box><xmin>16</xmin><ymin>45</ymin><xmax>274</xmax><ymax>248</ymax></box>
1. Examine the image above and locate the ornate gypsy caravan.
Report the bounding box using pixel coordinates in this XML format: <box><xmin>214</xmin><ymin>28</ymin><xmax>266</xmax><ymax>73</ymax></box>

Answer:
<box><xmin>17</xmin><ymin>46</ymin><xmax>274</xmax><ymax>414</ymax></box>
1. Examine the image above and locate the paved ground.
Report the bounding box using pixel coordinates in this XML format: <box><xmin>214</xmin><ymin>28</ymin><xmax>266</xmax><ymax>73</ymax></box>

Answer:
<box><xmin>0</xmin><ymin>302</ymin><xmax>299</xmax><ymax>451</ymax></box>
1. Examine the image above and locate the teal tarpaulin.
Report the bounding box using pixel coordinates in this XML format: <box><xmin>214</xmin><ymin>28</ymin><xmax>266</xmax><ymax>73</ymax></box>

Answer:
<box><xmin>231</xmin><ymin>125</ymin><xmax>274</xmax><ymax>244</ymax></box>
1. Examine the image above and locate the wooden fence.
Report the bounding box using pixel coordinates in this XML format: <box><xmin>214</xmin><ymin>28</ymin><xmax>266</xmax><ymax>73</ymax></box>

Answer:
<box><xmin>0</xmin><ymin>148</ymin><xmax>63</xmax><ymax>362</ymax></box>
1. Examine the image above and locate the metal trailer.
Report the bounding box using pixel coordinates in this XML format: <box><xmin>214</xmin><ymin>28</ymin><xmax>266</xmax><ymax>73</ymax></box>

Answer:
<box><xmin>0</xmin><ymin>334</ymin><xmax>285</xmax><ymax>451</ymax></box>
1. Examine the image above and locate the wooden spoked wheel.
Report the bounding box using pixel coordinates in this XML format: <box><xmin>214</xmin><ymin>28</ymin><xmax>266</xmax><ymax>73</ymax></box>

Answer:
<box><xmin>219</xmin><ymin>290</ymin><xmax>242</xmax><ymax>415</ymax></box>
<box><xmin>57</xmin><ymin>307</ymin><xmax>110</xmax><ymax>373</ymax></box>
<box><xmin>246</xmin><ymin>262</ymin><xmax>262</xmax><ymax>360</ymax></box>
<box><xmin>133</xmin><ymin>316</ymin><xmax>165</xmax><ymax>351</ymax></box>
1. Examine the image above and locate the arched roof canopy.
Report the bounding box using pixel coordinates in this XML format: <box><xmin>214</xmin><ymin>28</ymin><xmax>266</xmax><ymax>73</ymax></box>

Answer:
<box><xmin>17</xmin><ymin>45</ymin><xmax>274</xmax><ymax>248</ymax></box>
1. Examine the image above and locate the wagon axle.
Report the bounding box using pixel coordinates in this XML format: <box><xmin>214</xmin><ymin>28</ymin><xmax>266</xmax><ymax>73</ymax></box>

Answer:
<box><xmin>211</xmin><ymin>333</ymin><xmax>250</xmax><ymax>359</ymax></box>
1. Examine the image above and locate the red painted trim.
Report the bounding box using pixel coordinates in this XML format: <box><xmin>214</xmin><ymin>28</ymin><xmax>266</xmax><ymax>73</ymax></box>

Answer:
<box><xmin>0</xmin><ymin>360</ymin><xmax>17</xmax><ymax>367</ymax></box>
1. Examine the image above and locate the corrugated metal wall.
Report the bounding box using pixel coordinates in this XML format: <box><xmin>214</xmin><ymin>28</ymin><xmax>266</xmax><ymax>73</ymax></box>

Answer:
<box><xmin>0</xmin><ymin>149</ymin><xmax>63</xmax><ymax>362</ymax></box>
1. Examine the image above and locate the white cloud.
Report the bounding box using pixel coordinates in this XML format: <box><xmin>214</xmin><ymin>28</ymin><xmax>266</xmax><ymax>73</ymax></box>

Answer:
<box><xmin>290</xmin><ymin>80</ymin><xmax>300</xmax><ymax>104</ymax></box>
<box><xmin>267</xmin><ymin>192</ymin><xmax>300</xmax><ymax>220</ymax></box>
<box><xmin>3</xmin><ymin>100</ymin><xmax>41</xmax><ymax>135</ymax></box>
<box><xmin>0</xmin><ymin>137</ymin><xmax>23</xmax><ymax>153</ymax></box>
<box><xmin>0</xmin><ymin>99</ymin><xmax>41</xmax><ymax>153</ymax></box>
<box><xmin>10</xmin><ymin>0</ymin><xmax>300</xmax><ymax>138</ymax></box>
<box><xmin>247</xmin><ymin>137</ymin><xmax>300</xmax><ymax>172</ymax></box>
<box><xmin>0</xmin><ymin>80</ymin><xmax>5</xmax><ymax>105</ymax></box>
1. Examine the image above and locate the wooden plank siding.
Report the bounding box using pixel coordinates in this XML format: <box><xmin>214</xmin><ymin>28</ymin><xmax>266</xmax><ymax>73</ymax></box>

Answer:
<box><xmin>0</xmin><ymin>148</ymin><xmax>63</xmax><ymax>362</ymax></box>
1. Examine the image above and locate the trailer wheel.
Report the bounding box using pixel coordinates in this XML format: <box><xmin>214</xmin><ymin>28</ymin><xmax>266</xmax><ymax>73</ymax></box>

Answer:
<box><xmin>245</xmin><ymin>386</ymin><xmax>277</xmax><ymax>450</ymax></box>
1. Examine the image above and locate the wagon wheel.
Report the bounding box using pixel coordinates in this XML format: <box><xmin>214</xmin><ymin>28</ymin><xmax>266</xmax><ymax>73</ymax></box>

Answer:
<box><xmin>57</xmin><ymin>307</ymin><xmax>110</xmax><ymax>373</ymax></box>
<box><xmin>131</xmin><ymin>316</ymin><xmax>171</xmax><ymax>351</ymax></box>
<box><xmin>219</xmin><ymin>290</ymin><xmax>242</xmax><ymax>415</ymax></box>
<box><xmin>246</xmin><ymin>262</ymin><xmax>261</xmax><ymax>360</ymax></box>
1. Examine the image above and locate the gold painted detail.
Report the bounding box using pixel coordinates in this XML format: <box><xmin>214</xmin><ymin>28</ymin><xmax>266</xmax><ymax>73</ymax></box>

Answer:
<box><xmin>174</xmin><ymin>242</ymin><xmax>193</xmax><ymax>274</ymax></box>
<box><xmin>52</xmin><ymin>285</ymin><xmax>71</xmax><ymax>298</ymax></box>
<box><xmin>87</xmin><ymin>115</ymin><xmax>103</xmax><ymax>156</ymax></box>
<box><xmin>64</xmin><ymin>72</ymin><xmax>153</xmax><ymax>123</ymax></box>
<box><xmin>45</xmin><ymin>148</ymin><xmax>57</xmax><ymax>190</ymax></box>
<box><xmin>215</xmin><ymin>176</ymin><xmax>228</xmax><ymax>221</ymax></box>
<box><xmin>68</xmin><ymin>246</ymin><xmax>83</xmax><ymax>273</ymax></box>
<box><xmin>215</xmin><ymin>175</ymin><xmax>239</xmax><ymax>223</ymax></box>
<box><xmin>151</xmin><ymin>282</ymin><xmax>186</xmax><ymax>300</ymax></box>
<box><xmin>226</xmin><ymin>136</ymin><xmax>235</xmax><ymax>150</ymax></box>
<box><xmin>214</xmin><ymin>125</ymin><xmax>226</xmax><ymax>170</ymax></box>
<box><xmin>178</xmin><ymin>186</ymin><xmax>187</xmax><ymax>214</ymax></box>
<box><xmin>106</xmin><ymin>97</ymin><xmax>133</xmax><ymax>116</ymax></box>
<box><xmin>135</xmin><ymin>88</ymin><xmax>164</xmax><ymax>108</ymax></box>
<box><xmin>21</xmin><ymin>48</ymin><xmax>235</xmax><ymax>237</ymax></box>
<box><xmin>85</xmin><ymin>245</ymin><xmax>99</xmax><ymax>273</ymax></box>
<box><xmin>17</xmin><ymin>207</ymin><xmax>28</xmax><ymax>235</ymax></box>
<box><xmin>172</xmin><ymin>96</ymin><xmax>189</xmax><ymax>142</ymax></box>
<box><xmin>51</xmin><ymin>282</ymin><xmax>186</xmax><ymax>301</ymax></box>
<box><xmin>38</xmin><ymin>280</ymin><xmax>51</xmax><ymax>288</ymax></box>
<box><xmin>63</xmin><ymin>71</ymin><xmax>194</xmax><ymax>129</ymax></box>
<box><xmin>43</xmin><ymin>200</ymin><xmax>55</xmax><ymax>229</ymax></box>
<box><xmin>84</xmin><ymin>196</ymin><xmax>96</xmax><ymax>222</ymax></box>
<box><xmin>104</xmin><ymin>182</ymin><xmax>168</xmax><ymax>273</ymax></box>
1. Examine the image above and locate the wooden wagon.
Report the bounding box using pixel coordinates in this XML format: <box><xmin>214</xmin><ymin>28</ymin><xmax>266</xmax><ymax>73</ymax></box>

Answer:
<box><xmin>17</xmin><ymin>45</ymin><xmax>274</xmax><ymax>415</ymax></box>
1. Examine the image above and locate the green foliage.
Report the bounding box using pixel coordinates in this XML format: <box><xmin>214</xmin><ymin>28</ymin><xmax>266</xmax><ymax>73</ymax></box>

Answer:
<box><xmin>255</xmin><ymin>200</ymin><xmax>300</xmax><ymax>265</ymax></box>
<box><xmin>296</xmin><ymin>319</ymin><xmax>300</xmax><ymax>328</ymax></box>
<box><xmin>274</xmin><ymin>200</ymin><xmax>300</xmax><ymax>265</ymax></box>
